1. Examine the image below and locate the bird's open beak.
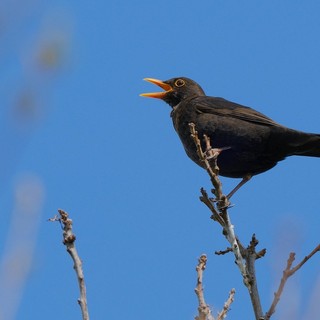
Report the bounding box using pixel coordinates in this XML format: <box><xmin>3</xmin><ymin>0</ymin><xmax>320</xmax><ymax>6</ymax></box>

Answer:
<box><xmin>140</xmin><ymin>78</ymin><xmax>172</xmax><ymax>99</ymax></box>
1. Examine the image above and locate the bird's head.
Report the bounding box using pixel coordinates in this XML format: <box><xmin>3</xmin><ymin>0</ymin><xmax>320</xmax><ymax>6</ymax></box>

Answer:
<box><xmin>140</xmin><ymin>77</ymin><xmax>205</xmax><ymax>107</ymax></box>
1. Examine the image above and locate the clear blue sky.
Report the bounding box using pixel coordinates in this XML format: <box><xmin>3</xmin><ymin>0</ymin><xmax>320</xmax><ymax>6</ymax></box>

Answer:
<box><xmin>1</xmin><ymin>1</ymin><xmax>320</xmax><ymax>319</ymax></box>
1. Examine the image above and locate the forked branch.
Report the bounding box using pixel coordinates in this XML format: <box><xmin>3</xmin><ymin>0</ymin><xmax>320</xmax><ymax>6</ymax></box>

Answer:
<box><xmin>265</xmin><ymin>244</ymin><xmax>320</xmax><ymax>319</ymax></box>
<box><xmin>194</xmin><ymin>254</ymin><xmax>235</xmax><ymax>320</ymax></box>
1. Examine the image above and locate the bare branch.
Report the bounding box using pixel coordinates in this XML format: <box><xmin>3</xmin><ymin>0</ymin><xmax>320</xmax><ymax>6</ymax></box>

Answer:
<box><xmin>199</xmin><ymin>188</ymin><xmax>225</xmax><ymax>226</ymax></box>
<box><xmin>265</xmin><ymin>244</ymin><xmax>320</xmax><ymax>319</ymax></box>
<box><xmin>195</xmin><ymin>254</ymin><xmax>215</xmax><ymax>320</ymax></box>
<box><xmin>50</xmin><ymin>209</ymin><xmax>90</xmax><ymax>320</ymax></box>
<box><xmin>189</xmin><ymin>124</ymin><xmax>251</xmax><ymax>285</ymax></box>
<box><xmin>243</xmin><ymin>235</ymin><xmax>264</xmax><ymax>318</ymax></box>
<box><xmin>289</xmin><ymin>244</ymin><xmax>320</xmax><ymax>275</ymax></box>
<box><xmin>215</xmin><ymin>247</ymin><xmax>233</xmax><ymax>256</ymax></box>
<box><xmin>194</xmin><ymin>255</ymin><xmax>236</xmax><ymax>320</ymax></box>
<box><xmin>217</xmin><ymin>289</ymin><xmax>236</xmax><ymax>320</ymax></box>
<box><xmin>189</xmin><ymin>123</ymin><xmax>264</xmax><ymax>320</ymax></box>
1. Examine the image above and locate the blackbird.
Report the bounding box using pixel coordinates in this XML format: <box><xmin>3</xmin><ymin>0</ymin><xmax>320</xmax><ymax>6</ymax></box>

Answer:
<box><xmin>141</xmin><ymin>77</ymin><xmax>320</xmax><ymax>196</ymax></box>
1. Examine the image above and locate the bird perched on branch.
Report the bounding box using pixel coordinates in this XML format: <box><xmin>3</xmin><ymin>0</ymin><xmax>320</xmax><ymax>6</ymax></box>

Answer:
<box><xmin>141</xmin><ymin>77</ymin><xmax>320</xmax><ymax>197</ymax></box>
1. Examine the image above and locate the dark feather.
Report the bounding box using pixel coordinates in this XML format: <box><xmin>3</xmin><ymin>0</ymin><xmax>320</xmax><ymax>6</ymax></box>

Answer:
<box><xmin>195</xmin><ymin>97</ymin><xmax>280</xmax><ymax>127</ymax></box>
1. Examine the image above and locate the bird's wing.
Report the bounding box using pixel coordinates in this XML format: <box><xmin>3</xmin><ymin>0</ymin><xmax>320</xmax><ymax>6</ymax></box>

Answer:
<box><xmin>194</xmin><ymin>97</ymin><xmax>281</xmax><ymax>127</ymax></box>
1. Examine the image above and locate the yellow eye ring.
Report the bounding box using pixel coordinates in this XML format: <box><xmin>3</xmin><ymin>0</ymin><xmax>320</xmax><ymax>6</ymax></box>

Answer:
<box><xmin>175</xmin><ymin>79</ymin><xmax>185</xmax><ymax>87</ymax></box>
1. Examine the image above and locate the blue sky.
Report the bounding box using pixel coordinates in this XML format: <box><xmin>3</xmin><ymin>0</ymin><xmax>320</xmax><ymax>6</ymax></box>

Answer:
<box><xmin>1</xmin><ymin>1</ymin><xmax>320</xmax><ymax>319</ymax></box>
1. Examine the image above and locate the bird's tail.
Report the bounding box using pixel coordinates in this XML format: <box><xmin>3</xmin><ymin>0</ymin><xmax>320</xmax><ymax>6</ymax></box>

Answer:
<box><xmin>289</xmin><ymin>131</ymin><xmax>320</xmax><ymax>157</ymax></box>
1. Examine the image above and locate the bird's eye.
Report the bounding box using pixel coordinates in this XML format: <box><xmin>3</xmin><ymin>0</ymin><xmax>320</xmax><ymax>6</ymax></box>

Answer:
<box><xmin>175</xmin><ymin>79</ymin><xmax>185</xmax><ymax>87</ymax></box>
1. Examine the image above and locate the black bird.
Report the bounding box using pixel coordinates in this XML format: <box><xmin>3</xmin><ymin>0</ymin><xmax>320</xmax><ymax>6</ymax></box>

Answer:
<box><xmin>141</xmin><ymin>77</ymin><xmax>320</xmax><ymax>197</ymax></box>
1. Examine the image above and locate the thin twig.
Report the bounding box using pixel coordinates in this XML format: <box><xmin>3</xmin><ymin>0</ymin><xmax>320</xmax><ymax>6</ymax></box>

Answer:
<box><xmin>195</xmin><ymin>254</ymin><xmax>215</xmax><ymax>320</ymax></box>
<box><xmin>199</xmin><ymin>188</ymin><xmax>225</xmax><ymax>226</ymax></box>
<box><xmin>217</xmin><ymin>289</ymin><xmax>236</xmax><ymax>320</ymax></box>
<box><xmin>49</xmin><ymin>209</ymin><xmax>90</xmax><ymax>320</ymax></box>
<box><xmin>289</xmin><ymin>244</ymin><xmax>320</xmax><ymax>274</ymax></box>
<box><xmin>215</xmin><ymin>247</ymin><xmax>233</xmax><ymax>256</ymax></box>
<box><xmin>265</xmin><ymin>244</ymin><xmax>320</xmax><ymax>319</ymax></box>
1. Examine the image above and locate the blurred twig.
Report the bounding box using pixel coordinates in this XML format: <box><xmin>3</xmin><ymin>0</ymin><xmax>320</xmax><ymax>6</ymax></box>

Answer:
<box><xmin>0</xmin><ymin>175</ymin><xmax>44</xmax><ymax>320</ymax></box>
<box><xmin>49</xmin><ymin>209</ymin><xmax>90</xmax><ymax>320</ymax></box>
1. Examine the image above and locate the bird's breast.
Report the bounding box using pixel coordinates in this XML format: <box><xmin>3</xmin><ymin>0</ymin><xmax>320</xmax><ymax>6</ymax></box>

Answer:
<box><xmin>171</xmin><ymin>102</ymin><xmax>199</xmax><ymax>133</ymax></box>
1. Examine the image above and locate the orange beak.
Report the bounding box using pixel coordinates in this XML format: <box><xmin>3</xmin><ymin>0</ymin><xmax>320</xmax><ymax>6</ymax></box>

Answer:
<box><xmin>140</xmin><ymin>78</ymin><xmax>173</xmax><ymax>99</ymax></box>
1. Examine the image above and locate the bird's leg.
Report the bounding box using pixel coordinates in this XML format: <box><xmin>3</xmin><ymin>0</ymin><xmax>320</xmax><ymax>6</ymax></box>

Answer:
<box><xmin>227</xmin><ymin>175</ymin><xmax>252</xmax><ymax>199</ymax></box>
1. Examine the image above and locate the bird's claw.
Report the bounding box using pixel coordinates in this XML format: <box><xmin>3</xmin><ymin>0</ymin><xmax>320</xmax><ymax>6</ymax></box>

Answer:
<box><xmin>205</xmin><ymin>146</ymin><xmax>231</xmax><ymax>160</ymax></box>
<box><xmin>209</xmin><ymin>196</ymin><xmax>234</xmax><ymax>210</ymax></box>
<box><xmin>218</xmin><ymin>203</ymin><xmax>235</xmax><ymax>211</ymax></box>
<box><xmin>205</xmin><ymin>147</ymin><xmax>222</xmax><ymax>160</ymax></box>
